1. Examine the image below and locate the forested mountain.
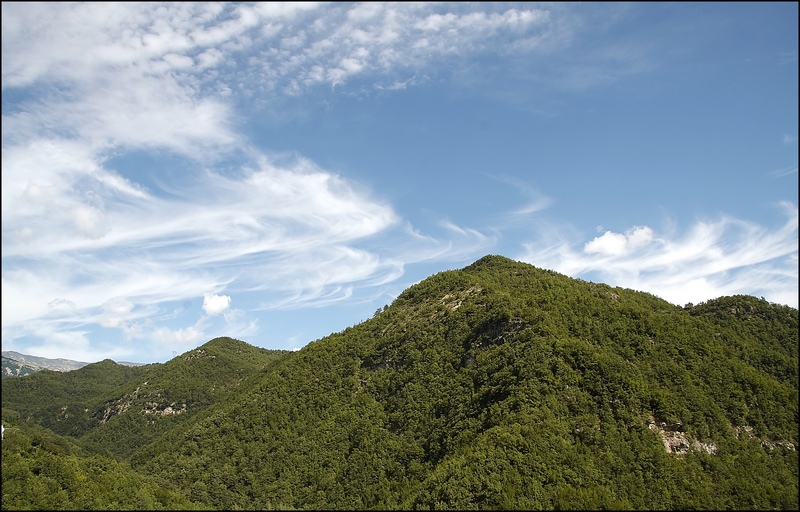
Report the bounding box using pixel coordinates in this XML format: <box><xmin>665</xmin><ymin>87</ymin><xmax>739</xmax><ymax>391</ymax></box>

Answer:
<box><xmin>3</xmin><ymin>338</ymin><xmax>292</xmax><ymax>458</ymax></box>
<box><xmin>2</xmin><ymin>351</ymin><xmax>146</xmax><ymax>379</ymax></box>
<box><xmin>2</xmin><ymin>255</ymin><xmax>798</xmax><ymax>510</ymax></box>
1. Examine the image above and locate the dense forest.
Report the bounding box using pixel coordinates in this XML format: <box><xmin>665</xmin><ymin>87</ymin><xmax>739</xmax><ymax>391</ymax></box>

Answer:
<box><xmin>2</xmin><ymin>255</ymin><xmax>798</xmax><ymax>510</ymax></box>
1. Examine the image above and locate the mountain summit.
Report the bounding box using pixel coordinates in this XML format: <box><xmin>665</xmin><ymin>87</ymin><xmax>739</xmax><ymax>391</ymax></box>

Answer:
<box><xmin>2</xmin><ymin>255</ymin><xmax>797</xmax><ymax>510</ymax></box>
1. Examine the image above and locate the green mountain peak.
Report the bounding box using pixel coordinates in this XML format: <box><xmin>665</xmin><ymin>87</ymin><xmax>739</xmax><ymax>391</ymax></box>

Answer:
<box><xmin>3</xmin><ymin>255</ymin><xmax>797</xmax><ymax>510</ymax></box>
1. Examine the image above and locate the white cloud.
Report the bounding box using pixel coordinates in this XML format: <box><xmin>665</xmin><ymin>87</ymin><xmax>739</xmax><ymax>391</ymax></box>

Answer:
<box><xmin>583</xmin><ymin>231</ymin><xmax>629</xmax><ymax>256</ymax></box>
<box><xmin>2</xmin><ymin>79</ymin><xmax>495</xmax><ymax>361</ymax></box>
<box><xmin>6</xmin><ymin>2</ymin><xmax>786</xmax><ymax>364</ymax></box>
<box><xmin>71</xmin><ymin>205</ymin><xmax>110</xmax><ymax>240</ymax></box>
<box><xmin>584</xmin><ymin>226</ymin><xmax>653</xmax><ymax>256</ymax></box>
<box><xmin>2</xmin><ymin>320</ymin><xmax>131</xmax><ymax>363</ymax></box>
<box><xmin>519</xmin><ymin>203</ymin><xmax>799</xmax><ymax>308</ymax></box>
<box><xmin>48</xmin><ymin>298</ymin><xmax>77</xmax><ymax>314</ymax></box>
<box><xmin>154</xmin><ymin>325</ymin><xmax>207</xmax><ymax>346</ymax></box>
<box><xmin>100</xmin><ymin>297</ymin><xmax>134</xmax><ymax>328</ymax></box>
<box><xmin>0</xmin><ymin>2</ymin><xmax>633</xmax><ymax>110</ymax></box>
<box><xmin>769</xmin><ymin>165</ymin><xmax>798</xmax><ymax>178</ymax></box>
<box><xmin>203</xmin><ymin>294</ymin><xmax>231</xmax><ymax>316</ymax></box>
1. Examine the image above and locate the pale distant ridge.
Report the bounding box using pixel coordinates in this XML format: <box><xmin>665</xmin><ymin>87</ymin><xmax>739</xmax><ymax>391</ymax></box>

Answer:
<box><xmin>2</xmin><ymin>351</ymin><xmax>89</xmax><ymax>377</ymax></box>
<box><xmin>2</xmin><ymin>351</ymin><xmax>146</xmax><ymax>378</ymax></box>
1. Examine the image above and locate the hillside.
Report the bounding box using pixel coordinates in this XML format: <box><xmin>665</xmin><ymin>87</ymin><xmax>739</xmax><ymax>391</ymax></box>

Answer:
<box><xmin>1</xmin><ymin>351</ymin><xmax>146</xmax><ymax>379</ymax></box>
<box><xmin>2</xmin><ymin>338</ymin><xmax>293</xmax><ymax>458</ymax></box>
<box><xmin>0</xmin><ymin>418</ymin><xmax>204</xmax><ymax>510</ymax></box>
<box><xmin>2</xmin><ymin>360</ymin><xmax>152</xmax><ymax>436</ymax></box>
<box><xmin>2</xmin><ymin>255</ymin><xmax>798</xmax><ymax>510</ymax></box>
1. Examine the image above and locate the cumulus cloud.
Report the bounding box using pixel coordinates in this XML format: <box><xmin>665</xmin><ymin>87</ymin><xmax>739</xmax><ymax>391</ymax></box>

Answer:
<box><xmin>203</xmin><ymin>294</ymin><xmax>231</xmax><ymax>316</ymax></box>
<box><xmin>584</xmin><ymin>226</ymin><xmax>653</xmax><ymax>256</ymax></box>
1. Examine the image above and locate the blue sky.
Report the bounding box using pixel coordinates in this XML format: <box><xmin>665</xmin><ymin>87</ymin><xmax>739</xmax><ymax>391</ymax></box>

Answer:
<box><xmin>2</xmin><ymin>2</ymin><xmax>797</xmax><ymax>364</ymax></box>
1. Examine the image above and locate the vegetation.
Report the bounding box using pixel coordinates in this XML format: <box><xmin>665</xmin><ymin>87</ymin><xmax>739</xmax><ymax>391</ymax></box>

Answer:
<box><xmin>3</xmin><ymin>255</ymin><xmax>797</xmax><ymax>510</ymax></box>
<box><xmin>1</xmin><ymin>413</ymin><xmax>204</xmax><ymax>510</ymax></box>
<box><xmin>2</xmin><ymin>338</ymin><xmax>292</xmax><ymax>459</ymax></box>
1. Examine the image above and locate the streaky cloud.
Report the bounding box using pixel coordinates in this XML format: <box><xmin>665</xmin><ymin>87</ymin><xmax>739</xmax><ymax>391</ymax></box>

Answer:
<box><xmin>518</xmin><ymin>203</ymin><xmax>799</xmax><ymax>308</ymax></box>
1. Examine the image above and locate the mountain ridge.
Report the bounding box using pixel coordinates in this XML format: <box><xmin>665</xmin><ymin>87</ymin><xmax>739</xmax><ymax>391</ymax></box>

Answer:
<box><xmin>1</xmin><ymin>351</ymin><xmax>148</xmax><ymax>379</ymax></box>
<box><xmin>2</xmin><ymin>351</ymin><xmax>90</xmax><ymax>378</ymax></box>
<box><xmin>2</xmin><ymin>254</ymin><xmax>797</xmax><ymax>510</ymax></box>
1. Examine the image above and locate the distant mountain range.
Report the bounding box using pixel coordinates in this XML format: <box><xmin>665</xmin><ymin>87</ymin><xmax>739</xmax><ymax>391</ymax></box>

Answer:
<box><xmin>2</xmin><ymin>351</ymin><xmax>89</xmax><ymax>378</ymax></box>
<box><xmin>2</xmin><ymin>351</ymin><xmax>144</xmax><ymax>378</ymax></box>
<box><xmin>1</xmin><ymin>255</ymin><xmax>797</xmax><ymax>510</ymax></box>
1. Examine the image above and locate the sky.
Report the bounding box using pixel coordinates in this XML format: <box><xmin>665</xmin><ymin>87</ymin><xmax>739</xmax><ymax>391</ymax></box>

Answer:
<box><xmin>2</xmin><ymin>2</ymin><xmax>797</xmax><ymax>365</ymax></box>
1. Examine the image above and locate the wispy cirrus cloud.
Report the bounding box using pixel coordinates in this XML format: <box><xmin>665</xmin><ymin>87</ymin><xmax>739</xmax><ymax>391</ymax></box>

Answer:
<box><xmin>770</xmin><ymin>165</ymin><xmax>798</xmax><ymax>178</ymax></box>
<box><xmin>1</xmin><ymin>148</ymin><xmax>406</xmax><ymax>345</ymax></box>
<box><xmin>4</xmin><ymin>3</ymin><xmax>794</xmax><ymax>364</ymax></box>
<box><xmin>5</xmin><ymin>3</ymin><xmax>549</xmax><ymax>360</ymax></box>
<box><xmin>518</xmin><ymin>202</ymin><xmax>799</xmax><ymax>307</ymax></box>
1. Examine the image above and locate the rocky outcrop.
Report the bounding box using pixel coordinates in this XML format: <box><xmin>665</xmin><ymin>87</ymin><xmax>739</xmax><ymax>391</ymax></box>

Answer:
<box><xmin>142</xmin><ymin>401</ymin><xmax>187</xmax><ymax>416</ymax></box>
<box><xmin>648</xmin><ymin>419</ymin><xmax>718</xmax><ymax>455</ymax></box>
<box><xmin>440</xmin><ymin>286</ymin><xmax>483</xmax><ymax>310</ymax></box>
<box><xmin>734</xmin><ymin>425</ymin><xmax>796</xmax><ymax>452</ymax></box>
<box><xmin>648</xmin><ymin>420</ymin><xmax>797</xmax><ymax>455</ymax></box>
<box><xmin>93</xmin><ymin>381</ymin><xmax>187</xmax><ymax>423</ymax></box>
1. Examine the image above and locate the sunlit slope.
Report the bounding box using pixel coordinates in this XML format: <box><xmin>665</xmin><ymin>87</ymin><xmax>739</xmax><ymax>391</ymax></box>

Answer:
<box><xmin>1</xmin><ymin>359</ymin><xmax>151</xmax><ymax>437</ymax></box>
<box><xmin>133</xmin><ymin>255</ymin><xmax>798</xmax><ymax>510</ymax></box>
<box><xmin>2</xmin><ymin>337</ymin><xmax>292</xmax><ymax>459</ymax></box>
<box><xmin>0</xmin><ymin>420</ymin><xmax>205</xmax><ymax>510</ymax></box>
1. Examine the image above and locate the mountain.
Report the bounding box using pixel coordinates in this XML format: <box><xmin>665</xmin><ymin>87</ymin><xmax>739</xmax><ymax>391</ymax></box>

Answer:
<box><xmin>1</xmin><ymin>351</ymin><xmax>147</xmax><ymax>379</ymax></box>
<box><xmin>2</xmin><ymin>255</ymin><xmax>797</xmax><ymax>510</ymax></box>
<box><xmin>2</xmin><ymin>338</ymin><xmax>292</xmax><ymax>455</ymax></box>
<box><xmin>2</xmin><ymin>351</ymin><xmax>90</xmax><ymax>378</ymax></box>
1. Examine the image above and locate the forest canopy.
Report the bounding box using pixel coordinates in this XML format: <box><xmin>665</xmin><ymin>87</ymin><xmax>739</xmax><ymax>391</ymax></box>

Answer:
<box><xmin>3</xmin><ymin>255</ymin><xmax>797</xmax><ymax>510</ymax></box>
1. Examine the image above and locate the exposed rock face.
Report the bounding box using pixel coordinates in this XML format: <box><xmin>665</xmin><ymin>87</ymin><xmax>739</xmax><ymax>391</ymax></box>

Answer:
<box><xmin>440</xmin><ymin>286</ymin><xmax>483</xmax><ymax>310</ymax></box>
<box><xmin>760</xmin><ymin>440</ymin><xmax>796</xmax><ymax>451</ymax></box>
<box><xmin>648</xmin><ymin>420</ymin><xmax>718</xmax><ymax>455</ymax></box>
<box><xmin>183</xmin><ymin>348</ymin><xmax>216</xmax><ymax>361</ymax></box>
<box><xmin>93</xmin><ymin>381</ymin><xmax>187</xmax><ymax>423</ymax></box>
<box><xmin>142</xmin><ymin>401</ymin><xmax>187</xmax><ymax>416</ymax></box>
<box><xmin>95</xmin><ymin>391</ymin><xmax>137</xmax><ymax>423</ymax></box>
<box><xmin>691</xmin><ymin>439</ymin><xmax>719</xmax><ymax>455</ymax></box>
<box><xmin>734</xmin><ymin>425</ymin><xmax>797</xmax><ymax>452</ymax></box>
<box><xmin>648</xmin><ymin>421</ymin><xmax>797</xmax><ymax>456</ymax></box>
